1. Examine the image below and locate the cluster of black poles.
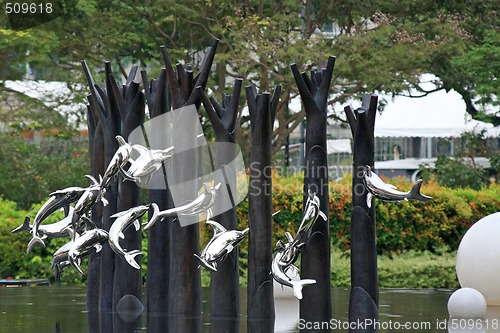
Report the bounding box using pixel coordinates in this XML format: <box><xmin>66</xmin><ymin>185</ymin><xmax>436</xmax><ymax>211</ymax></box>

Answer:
<box><xmin>15</xmin><ymin>39</ymin><xmax>392</xmax><ymax>332</ymax></box>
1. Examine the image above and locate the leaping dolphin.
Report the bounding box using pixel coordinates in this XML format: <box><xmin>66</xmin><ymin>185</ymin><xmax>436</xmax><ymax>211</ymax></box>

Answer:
<box><xmin>194</xmin><ymin>220</ymin><xmax>248</xmax><ymax>272</ymax></box>
<box><xmin>67</xmin><ymin>228</ymin><xmax>109</xmax><ymax>275</ymax></box>
<box><xmin>144</xmin><ymin>183</ymin><xmax>221</xmax><ymax>229</ymax></box>
<box><xmin>276</xmin><ymin>232</ymin><xmax>305</xmax><ymax>268</ymax></box>
<box><xmin>271</xmin><ymin>248</ymin><xmax>316</xmax><ymax>300</ymax></box>
<box><xmin>119</xmin><ymin>144</ymin><xmax>174</xmax><ymax>184</ymax></box>
<box><xmin>109</xmin><ymin>205</ymin><xmax>149</xmax><ymax>270</ymax></box>
<box><xmin>51</xmin><ymin>239</ymin><xmax>75</xmax><ymax>282</ymax></box>
<box><xmin>101</xmin><ymin>135</ymin><xmax>134</xmax><ymax>188</ymax></box>
<box><xmin>278</xmin><ymin>191</ymin><xmax>326</xmax><ymax>267</ymax></box>
<box><xmin>13</xmin><ymin>207</ymin><xmax>83</xmax><ymax>253</ymax></box>
<box><xmin>363</xmin><ymin>165</ymin><xmax>432</xmax><ymax>208</ymax></box>
<box><xmin>24</xmin><ymin>186</ymin><xmax>86</xmax><ymax>253</ymax></box>
<box><xmin>70</xmin><ymin>175</ymin><xmax>108</xmax><ymax>238</ymax></box>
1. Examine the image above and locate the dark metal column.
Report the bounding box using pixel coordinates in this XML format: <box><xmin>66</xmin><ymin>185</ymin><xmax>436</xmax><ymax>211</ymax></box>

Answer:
<box><xmin>345</xmin><ymin>94</ymin><xmax>379</xmax><ymax>332</ymax></box>
<box><xmin>85</xmin><ymin>104</ymin><xmax>104</xmax><ymax>313</ymax></box>
<box><xmin>197</xmin><ymin>79</ymin><xmax>242</xmax><ymax>323</ymax></box>
<box><xmin>291</xmin><ymin>56</ymin><xmax>335</xmax><ymax>325</ymax></box>
<box><xmin>246</xmin><ymin>84</ymin><xmax>281</xmax><ymax>328</ymax></box>
<box><xmin>82</xmin><ymin>61</ymin><xmax>121</xmax><ymax>312</ymax></box>
<box><xmin>160</xmin><ymin>40</ymin><xmax>218</xmax><ymax>316</ymax></box>
<box><xmin>143</xmin><ymin>68</ymin><xmax>173</xmax><ymax>318</ymax></box>
<box><xmin>111</xmin><ymin>67</ymin><xmax>145</xmax><ymax>308</ymax></box>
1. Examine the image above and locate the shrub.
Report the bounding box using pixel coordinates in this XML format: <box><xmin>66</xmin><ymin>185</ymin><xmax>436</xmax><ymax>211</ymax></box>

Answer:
<box><xmin>0</xmin><ymin>198</ymin><xmax>86</xmax><ymax>284</ymax></box>
<box><xmin>0</xmin><ymin>132</ymin><xmax>89</xmax><ymax>210</ymax></box>
<box><xmin>233</xmin><ymin>172</ymin><xmax>500</xmax><ymax>255</ymax></box>
<box><xmin>3</xmin><ymin>171</ymin><xmax>500</xmax><ymax>285</ymax></box>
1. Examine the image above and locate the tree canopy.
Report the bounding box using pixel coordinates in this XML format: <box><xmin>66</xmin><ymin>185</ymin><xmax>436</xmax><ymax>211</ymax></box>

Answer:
<box><xmin>0</xmin><ymin>0</ymin><xmax>498</xmax><ymax>154</ymax></box>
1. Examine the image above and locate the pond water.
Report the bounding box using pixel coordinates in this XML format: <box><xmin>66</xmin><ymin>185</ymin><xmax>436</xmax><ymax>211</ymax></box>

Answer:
<box><xmin>0</xmin><ymin>286</ymin><xmax>454</xmax><ymax>332</ymax></box>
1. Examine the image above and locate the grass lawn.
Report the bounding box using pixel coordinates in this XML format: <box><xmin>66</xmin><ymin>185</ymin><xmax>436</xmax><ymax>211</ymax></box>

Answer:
<box><xmin>331</xmin><ymin>249</ymin><xmax>459</xmax><ymax>289</ymax></box>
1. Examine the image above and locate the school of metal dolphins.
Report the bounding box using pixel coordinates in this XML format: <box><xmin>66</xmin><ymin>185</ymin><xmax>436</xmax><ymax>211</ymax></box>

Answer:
<box><xmin>12</xmin><ymin>137</ymin><xmax>432</xmax><ymax>296</ymax></box>
<box><xmin>12</xmin><ymin>135</ymin><xmax>230</xmax><ymax>279</ymax></box>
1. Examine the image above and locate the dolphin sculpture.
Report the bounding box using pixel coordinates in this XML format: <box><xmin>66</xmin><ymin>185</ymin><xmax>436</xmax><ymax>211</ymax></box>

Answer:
<box><xmin>70</xmin><ymin>175</ymin><xmax>107</xmax><ymax>237</ymax></box>
<box><xmin>296</xmin><ymin>191</ymin><xmax>328</xmax><ymax>238</ymax></box>
<box><xmin>271</xmin><ymin>246</ymin><xmax>316</xmax><ymax>300</ymax></box>
<box><xmin>101</xmin><ymin>135</ymin><xmax>134</xmax><ymax>188</ymax></box>
<box><xmin>24</xmin><ymin>186</ymin><xmax>86</xmax><ymax>253</ymax></box>
<box><xmin>194</xmin><ymin>220</ymin><xmax>249</xmax><ymax>272</ymax></box>
<box><xmin>144</xmin><ymin>183</ymin><xmax>221</xmax><ymax>229</ymax></box>
<box><xmin>278</xmin><ymin>191</ymin><xmax>327</xmax><ymax>267</ymax></box>
<box><xmin>119</xmin><ymin>144</ymin><xmax>174</xmax><ymax>184</ymax></box>
<box><xmin>67</xmin><ymin>228</ymin><xmax>109</xmax><ymax>275</ymax></box>
<box><xmin>51</xmin><ymin>239</ymin><xmax>75</xmax><ymax>282</ymax></box>
<box><xmin>108</xmin><ymin>205</ymin><xmax>149</xmax><ymax>270</ymax></box>
<box><xmin>13</xmin><ymin>207</ymin><xmax>84</xmax><ymax>253</ymax></box>
<box><xmin>13</xmin><ymin>207</ymin><xmax>76</xmax><ymax>236</ymax></box>
<box><xmin>363</xmin><ymin>165</ymin><xmax>432</xmax><ymax>208</ymax></box>
<box><xmin>276</xmin><ymin>232</ymin><xmax>305</xmax><ymax>268</ymax></box>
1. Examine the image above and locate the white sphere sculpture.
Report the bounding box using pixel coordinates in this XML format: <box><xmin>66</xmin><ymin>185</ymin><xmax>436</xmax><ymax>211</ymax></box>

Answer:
<box><xmin>456</xmin><ymin>212</ymin><xmax>500</xmax><ymax>306</ymax></box>
<box><xmin>448</xmin><ymin>288</ymin><xmax>487</xmax><ymax>318</ymax></box>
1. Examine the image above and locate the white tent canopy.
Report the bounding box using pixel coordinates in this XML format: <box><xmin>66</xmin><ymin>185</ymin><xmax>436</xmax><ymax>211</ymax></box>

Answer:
<box><xmin>375</xmin><ymin>77</ymin><xmax>500</xmax><ymax>138</ymax></box>
<box><xmin>327</xmin><ymin>139</ymin><xmax>351</xmax><ymax>154</ymax></box>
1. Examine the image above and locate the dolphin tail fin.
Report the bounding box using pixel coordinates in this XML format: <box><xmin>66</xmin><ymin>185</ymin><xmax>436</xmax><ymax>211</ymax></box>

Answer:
<box><xmin>27</xmin><ymin>235</ymin><xmax>45</xmax><ymax>253</ymax></box>
<box><xmin>115</xmin><ymin>135</ymin><xmax>127</xmax><ymax>146</ymax></box>
<box><xmin>69</xmin><ymin>257</ymin><xmax>84</xmax><ymax>275</ymax></box>
<box><xmin>193</xmin><ymin>254</ymin><xmax>217</xmax><ymax>272</ymax></box>
<box><xmin>124</xmin><ymin>250</ymin><xmax>142</xmax><ymax>270</ymax></box>
<box><xmin>54</xmin><ymin>265</ymin><xmax>62</xmax><ymax>284</ymax></box>
<box><xmin>409</xmin><ymin>180</ymin><xmax>432</xmax><ymax>202</ymax></box>
<box><xmin>118</xmin><ymin>163</ymin><xmax>137</xmax><ymax>182</ymax></box>
<box><xmin>366</xmin><ymin>192</ymin><xmax>373</xmax><ymax>208</ymax></box>
<box><xmin>12</xmin><ymin>216</ymin><xmax>31</xmax><ymax>233</ymax></box>
<box><xmin>292</xmin><ymin>279</ymin><xmax>316</xmax><ymax>300</ymax></box>
<box><xmin>143</xmin><ymin>203</ymin><xmax>160</xmax><ymax>230</ymax></box>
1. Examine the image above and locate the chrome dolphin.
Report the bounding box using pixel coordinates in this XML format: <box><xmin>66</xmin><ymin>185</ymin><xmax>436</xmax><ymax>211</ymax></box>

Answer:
<box><xmin>276</xmin><ymin>232</ymin><xmax>305</xmax><ymax>268</ymax></box>
<box><xmin>194</xmin><ymin>220</ymin><xmax>249</xmax><ymax>272</ymax></box>
<box><xmin>24</xmin><ymin>186</ymin><xmax>86</xmax><ymax>253</ymax></box>
<box><xmin>13</xmin><ymin>207</ymin><xmax>81</xmax><ymax>253</ymax></box>
<box><xmin>278</xmin><ymin>191</ymin><xmax>327</xmax><ymax>267</ymax></box>
<box><xmin>70</xmin><ymin>175</ymin><xmax>107</xmax><ymax>236</ymax></box>
<box><xmin>363</xmin><ymin>165</ymin><xmax>432</xmax><ymax>208</ymax></box>
<box><xmin>101</xmin><ymin>135</ymin><xmax>134</xmax><ymax>188</ymax></box>
<box><xmin>271</xmin><ymin>247</ymin><xmax>316</xmax><ymax>300</ymax></box>
<box><xmin>52</xmin><ymin>239</ymin><xmax>74</xmax><ymax>282</ymax></box>
<box><xmin>67</xmin><ymin>228</ymin><xmax>109</xmax><ymax>275</ymax></box>
<box><xmin>120</xmin><ymin>144</ymin><xmax>174</xmax><ymax>184</ymax></box>
<box><xmin>109</xmin><ymin>205</ymin><xmax>149</xmax><ymax>270</ymax></box>
<box><xmin>144</xmin><ymin>183</ymin><xmax>221</xmax><ymax>229</ymax></box>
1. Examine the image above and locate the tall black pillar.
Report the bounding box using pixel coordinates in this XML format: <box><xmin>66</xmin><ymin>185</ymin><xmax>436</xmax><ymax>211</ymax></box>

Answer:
<box><xmin>143</xmin><ymin>68</ymin><xmax>173</xmax><ymax>317</ymax></box>
<box><xmin>246</xmin><ymin>84</ymin><xmax>280</xmax><ymax>330</ymax></box>
<box><xmin>82</xmin><ymin>60</ymin><xmax>121</xmax><ymax>312</ymax></box>
<box><xmin>160</xmin><ymin>40</ymin><xmax>218</xmax><ymax>316</ymax></box>
<box><xmin>111</xmin><ymin>67</ymin><xmax>145</xmax><ymax>309</ymax></box>
<box><xmin>197</xmin><ymin>79</ymin><xmax>242</xmax><ymax>323</ymax></box>
<box><xmin>345</xmin><ymin>94</ymin><xmax>379</xmax><ymax>332</ymax></box>
<box><xmin>291</xmin><ymin>57</ymin><xmax>335</xmax><ymax>325</ymax></box>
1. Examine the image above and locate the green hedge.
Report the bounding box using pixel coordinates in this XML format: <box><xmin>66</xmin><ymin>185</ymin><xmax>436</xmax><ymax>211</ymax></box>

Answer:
<box><xmin>3</xmin><ymin>172</ymin><xmax>499</xmax><ymax>286</ymax></box>
<box><xmin>233</xmin><ymin>172</ymin><xmax>500</xmax><ymax>256</ymax></box>
<box><xmin>0</xmin><ymin>199</ymin><xmax>86</xmax><ymax>284</ymax></box>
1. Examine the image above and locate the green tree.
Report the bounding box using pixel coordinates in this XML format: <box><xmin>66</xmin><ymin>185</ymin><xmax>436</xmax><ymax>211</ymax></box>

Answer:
<box><xmin>0</xmin><ymin>132</ymin><xmax>89</xmax><ymax>209</ymax></box>
<box><xmin>1</xmin><ymin>0</ymin><xmax>498</xmax><ymax>154</ymax></box>
<box><xmin>419</xmin><ymin>130</ymin><xmax>498</xmax><ymax>190</ymax></box>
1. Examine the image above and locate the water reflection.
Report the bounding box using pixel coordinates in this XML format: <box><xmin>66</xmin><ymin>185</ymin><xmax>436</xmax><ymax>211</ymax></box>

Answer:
<box><xmin>0</xmin><ymin>286</ymin><xmax>454</xmax><ymax>332</ymax></box>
